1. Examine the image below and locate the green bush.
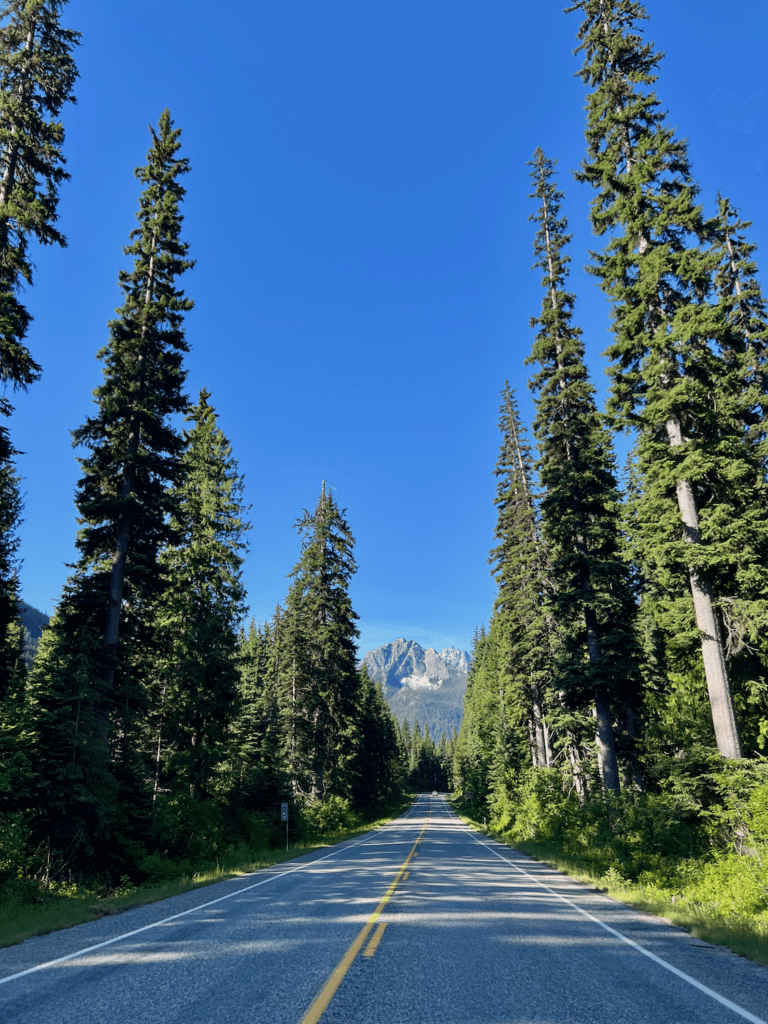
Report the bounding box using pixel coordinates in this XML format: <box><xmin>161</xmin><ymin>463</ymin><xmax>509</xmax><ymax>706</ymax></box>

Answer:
<box><xmin>301</xmin><ymin>796</ymin><xmax>359</xmax><ymax>839</ymax></box>
<box><xmin>681</xmin><ymin>854</ymin><xmax>768</xmax><ymax>917</ymax></box>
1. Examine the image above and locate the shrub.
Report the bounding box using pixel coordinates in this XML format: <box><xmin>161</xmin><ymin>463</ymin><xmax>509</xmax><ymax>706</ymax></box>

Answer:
<box><xmin>302</xmin><ymin>796</ymin><xmax>359</xmax><ymax>839</ymax></box>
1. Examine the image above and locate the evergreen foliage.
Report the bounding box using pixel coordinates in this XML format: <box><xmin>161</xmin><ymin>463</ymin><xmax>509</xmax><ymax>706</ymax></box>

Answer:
<box><xmin>456</xmin><ymin>2</ymin><xmax>768</xmax><ymax>913</ymax></box>
<box><xmin>489</xmin><ymin>384</ymin><xmax>553</xmax><ymax>771</ymax></box>
<box><xmin>565</xmin><ymin>0</ymin><xmax>768</xmax><ymax>758</ymax></box>
<box><xmin>527</xmin><ymin>148</ymin><xmax>640</xmax><ymax>792</ymax></box>
<box><xmin>278</xmin><ymin>484</ymin><xmax>361</xmax><ymax>802</ymax></box>
<box><xmin>22</xmin><ymin>111</ymin><xmax>195</xmax><ymax>870</ymax></box>
<box><xmin>0</xmin><ymin>0</ymin><xmax>79</xmax><ymax>456</ymax></box>
<box><xmin>71</xmin><ymin>108</ymin><xmax>194</xmax><ymax>713</ymax></box>
<box><xmin>150</xmin><ymin>390</ymin><xmax>250</xmax><ymax>802</ymax></box>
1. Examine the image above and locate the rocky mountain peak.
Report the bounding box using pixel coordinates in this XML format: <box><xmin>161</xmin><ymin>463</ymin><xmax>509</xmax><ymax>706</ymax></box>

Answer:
<box><xmin>360</xmin><ymin>638</ymin><xmax>471</xmax><ymax>738</ymax></box>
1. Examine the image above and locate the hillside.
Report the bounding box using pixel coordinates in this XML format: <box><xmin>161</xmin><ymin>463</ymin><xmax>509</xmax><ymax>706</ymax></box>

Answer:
<box><xmin>19</xmin><ymin>601</ymin><xmax>50</xmax><ymax>668</ymax></box>
<box><xmin>361</xmin><ymin>638</ymin><xmax>470</xmax><ymax>740</ymax></box>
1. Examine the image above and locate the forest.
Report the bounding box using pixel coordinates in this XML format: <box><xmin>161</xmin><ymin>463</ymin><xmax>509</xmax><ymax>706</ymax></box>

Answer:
<box><xmin>453</xmin><ymin>1</ymin><xmax>768</xmax><ymax>949</ymax></box>
<box><xmin>0</xmin><ymin>0</ymin><xmax>766</xmax><ymax>952</ymax></box>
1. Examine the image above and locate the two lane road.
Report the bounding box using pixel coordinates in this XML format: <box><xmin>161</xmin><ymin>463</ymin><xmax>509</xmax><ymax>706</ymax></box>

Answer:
<box><xmin>1</xmin><ymin>794</ymin><xmax>767</xmax><ymax>1023</ymax></box>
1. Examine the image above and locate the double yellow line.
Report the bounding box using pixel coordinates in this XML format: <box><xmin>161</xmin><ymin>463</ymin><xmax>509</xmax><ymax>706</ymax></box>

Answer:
<box><xmin>299</xmin><ymin>810</ymin><xmax>428</xmax><ymax>1024</ymax></box>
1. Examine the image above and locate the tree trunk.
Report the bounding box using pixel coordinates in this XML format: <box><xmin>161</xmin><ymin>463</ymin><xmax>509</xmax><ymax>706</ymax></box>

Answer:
<box><xmin>666</xmin><ymin>415</ymin><xmax>743</xmax><ymax>758</ymax></box>
<box><xmin>542</xmin><ymin>717</ymin><xmax>554</xmax><ymax>766</ymax></box>
<box><xmin>532</xmin><ymin>685</ymin><xmax>549</xmax><ymax>766</ymax></box>
<box><xmin>527</xmin><ymin>720</ymin><xmax>538</xmax><ymax>767</ymax></box>
<box><xmin>624</xmin><ymin>705</ymin><xmax>645</xmax><ymax>792</ymax></box>
<box><xmin>0</xmin><ymin>25</ymin><xmax>35</xmax><ymax>214</ymax></box>
<box><xmin>566</xmin><ymin>730</ymin><xmax>586</xmax><ymax>803</ymax></box>
<box><xmin>583</xmin><ymin>597</ymin><xmax>621</xmax><ymax>791</ymax></box>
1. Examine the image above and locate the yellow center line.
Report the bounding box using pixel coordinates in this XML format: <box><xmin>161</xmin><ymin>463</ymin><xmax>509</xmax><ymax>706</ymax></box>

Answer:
<box><xmin>299</xmin><ymin>816</ymin><xmax>427</xmax><ymax>1024</ymax></box>
<box><xmin>363</xmin><ymin>922</ymin><xmax>387</xmax><ymax>957</ymax></box>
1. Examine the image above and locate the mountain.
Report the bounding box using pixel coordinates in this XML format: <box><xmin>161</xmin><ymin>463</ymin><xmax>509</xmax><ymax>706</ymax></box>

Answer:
<box><xmin>19</xmin><ymin>601</ymin><xmax>50</xmax><ymax>668</ymax></box>
<box><xmin>360</xmin><ymin>639</ymin><xmax>471</xmax><ymax>740</ymax></box>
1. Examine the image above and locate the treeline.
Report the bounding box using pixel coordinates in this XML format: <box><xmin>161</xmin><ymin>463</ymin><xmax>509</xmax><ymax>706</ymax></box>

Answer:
<box><xmin>454</xmin><ymin>0</ymin><xmax>768</xmax><ymax>872</ymax></box>
<box><xmin>0</xmin><ymin>2</ymin><xmax>405</xmax><ymax>887</ymax></box>
<box><xmin>397</xmin><ymin>718</ymin><xmax>455</xmax><ymax>793</ymax></box>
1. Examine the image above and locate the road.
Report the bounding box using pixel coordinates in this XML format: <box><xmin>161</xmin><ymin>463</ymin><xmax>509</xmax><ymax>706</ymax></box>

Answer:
<box><xmin>1</xmin><ymin>794</ymin><xmax>767</xmax><ymax>1023</ymax></box>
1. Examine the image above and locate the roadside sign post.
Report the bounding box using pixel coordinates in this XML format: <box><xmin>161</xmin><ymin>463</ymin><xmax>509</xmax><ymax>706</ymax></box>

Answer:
<box><xmin>281</xmin><ymin>802</ymin><xmax>289</xmax><ymax>852</ymax></box>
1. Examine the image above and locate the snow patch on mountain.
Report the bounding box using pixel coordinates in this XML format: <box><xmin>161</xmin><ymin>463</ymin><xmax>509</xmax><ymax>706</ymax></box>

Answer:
<box><xmin>401</xmin><ymin>673</ymin><xmax>444</xmax><ymax>690</ymax></box>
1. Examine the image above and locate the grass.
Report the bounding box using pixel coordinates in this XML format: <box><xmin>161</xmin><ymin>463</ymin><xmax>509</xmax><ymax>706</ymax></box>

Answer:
<box><xmin>0</xmin><ymin>794</ymin><xmax>415</xmax><ymax>951</ymax></box>
<box><xmin>449</xmin><ymin>796</ymin><xmax>768</xmax><ymax>969</ymax></box>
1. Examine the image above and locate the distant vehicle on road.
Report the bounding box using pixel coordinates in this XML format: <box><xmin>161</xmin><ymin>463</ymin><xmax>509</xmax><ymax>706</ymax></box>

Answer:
<box><xmin>431</xmin><ymin>790</ymin><xmax>438</xmax><ymax>796</ymax></box>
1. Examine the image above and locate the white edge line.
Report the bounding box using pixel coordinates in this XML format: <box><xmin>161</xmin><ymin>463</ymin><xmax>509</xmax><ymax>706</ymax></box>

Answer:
<box><xmin>465</xmin><ymin>823</ymin><xmax>767</xmax><ymax>1024</ymax></box>
<box><xmin>0</xmin><ymin>801</ymin><xmax>421</xmax><ymax>988</ymax></box>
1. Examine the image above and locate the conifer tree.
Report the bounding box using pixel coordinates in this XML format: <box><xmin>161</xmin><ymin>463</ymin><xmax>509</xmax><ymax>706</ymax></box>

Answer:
<box><xmin>26</xmin><ymin>112</ymin><xmax>193</xmax><ymax>864</ymax></box>
<box><xmin>0</xmin><ymin>0</ymin><xmax>79</xmax><ymax>457</ymax></box>
<box><xmin>710</xmin><ymin>194</ymin><xmax>768</xmax><ymax>459</ymax></box>
<box><xmin>227</xmin><ymin>619</ymin><xmax>287</xmax><ymax>813</ymax></box>
<box><xmin>71</xmin><ymin>109</ymin><xmax>194</xmax><ymax>737</ymax></box>
<box><xmin>278</xmin><ymin>484</ymin><xmax>360</xmax><ymax>801</ymax></box>
<box><xmin>527</xmin><ymin>147</ymin><xmax>639</xmax><ymax>792</ymax></box>
<box><xmin>490</xmin><ymin>383</ymin><xmax>553</xmax><ymax>768</ymax></box>
<box><xmin>453</xmin><ymin>624</ymin><xmax>502</xmax><ymax>801</ymax></box>
<box><xmin>566</xmin><ymin>0</ymin><xmax>768</xmax><ymax>758</ymax></box>
<box><xmin>150</xmin><ymin>390</ymin><xmax>249</xmax><ymax>799</ymax></box>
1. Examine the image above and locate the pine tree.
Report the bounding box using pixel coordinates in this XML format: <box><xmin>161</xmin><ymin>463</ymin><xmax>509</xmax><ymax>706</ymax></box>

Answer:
<box><xmin>490</xmin><ymin>383</ymin><xmax>553</xmax><ymax>769</ymax></box>
<box><xmin>0</xmin><ymin>0</ymin><xmax>79</xmax><ymax>457</ymax></box>
<box><xmin>25</xmin><ymin>604</ymin><xmax>113</xmax><ymax>877</ymax></box>
<box><xmin>567</xmin><ymin>0</ymin><xmax>768</xmax><ymax>757</ymax></box>
<box><xmin>71</xmin><ymin>108</ymin><xmax>194</xmax><ymax>738</ymax></box>
<box><xmin>526</xmin><ymin>147</ymin><xmax>640</xmax><ymax>792</ymax></box>
<box><xmin>227</xmin><ymin>619</ymin><xmax>287</xmax><ymax>814</ymax></box>
<box><xmin>710</xmin><ymin>194</ymin><xmax>768</xmax><ymax>465</ymax></box>
<box><xmin>26</xmin><ymin>112</ymin><xmax>194</xmax><ymax>867</ymax></box>
<box><xmin>150</xmin><ymin>390</ymin><xmax>249</xmax><ymax>800</ymax></box>
<box><xmin>453</xmin><ymin>624</ymin><xmax>504</xmax><ymax>802</ymax></box>
<box><xmin>278</xmin><ymin>483</ymin><xmax>360</xmax><ymax>801</ymax></box>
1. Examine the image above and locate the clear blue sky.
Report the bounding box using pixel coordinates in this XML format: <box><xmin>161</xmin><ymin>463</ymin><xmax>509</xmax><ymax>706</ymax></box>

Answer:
<box><xmin>11</xmin><ymin>0</ymin><xmax>767</xmax><ymax>658</ymax></box>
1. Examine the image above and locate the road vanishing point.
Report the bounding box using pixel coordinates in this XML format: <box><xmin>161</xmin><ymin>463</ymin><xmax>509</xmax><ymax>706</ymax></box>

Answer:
<box><xmin>1</xmin><ymin>794</ymin><xmax>767</xmax><ymax>1023</ymax></box>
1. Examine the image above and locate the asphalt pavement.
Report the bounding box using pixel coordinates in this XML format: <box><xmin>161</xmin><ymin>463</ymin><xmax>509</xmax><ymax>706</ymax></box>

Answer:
<box><xmin>1</xmin><ymin>793</ymin><xmax>767</xmax><ymax>1023</ymax></box>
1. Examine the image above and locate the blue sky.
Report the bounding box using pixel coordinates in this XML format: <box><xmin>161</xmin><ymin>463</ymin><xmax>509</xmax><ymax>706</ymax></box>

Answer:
<box><xmin>11</xmin><ymin>0</ymin><xmax>767</xmax><ymax>658</ymax></box>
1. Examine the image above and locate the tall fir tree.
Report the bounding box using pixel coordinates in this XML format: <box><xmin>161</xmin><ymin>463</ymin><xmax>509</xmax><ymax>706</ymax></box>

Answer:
<box><xmin>229</xmin><ymin>616</ymin><xmax>287</xmax><ymax>813</ymax></box>
<box><xmin>150</xmin><ymin>390</ymin><xmax>250</xmax><ymax>801</ymax></box>
<box><xmin>527</xmin><ymin>147</ymin><xmax>639</xmax><ymax>793</ymax></box>
<box><xmin>26</xmin><ymin>111</ymin><xmax>193</xmax><ymax>866</ymax></box>
<box><xmin>71</xmin><ymin>108</ymin><xmax>193</xmax><ymax>735</ymax></box>
<box><xmin>490</xmin><ymin>382</ymin><xmax>553</xmax><ymax>769</ymax></box>
<box><xmin>709</xmin><ymin>194</ymin><xmax>768</xmax><ymax>465</ymax></box>
<box><xmin>567</xmin><ymin>0</ymin><xmax>768</xmax><ymax>758</ymax></box>
<box><xmin>278</xmin><ymin>484</ymin><xmax>360</xmax><ymax>802</ymax></box>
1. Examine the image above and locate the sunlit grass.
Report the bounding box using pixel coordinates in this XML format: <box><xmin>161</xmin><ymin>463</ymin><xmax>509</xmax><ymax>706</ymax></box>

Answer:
<box><xmin>450</xmin><ymin>796</ymin><xmax>768</xmax><ymax>968</ymax></box>
<box><xmin>0</xmin><ymin>794</ymin><xmax>415</xmax><ymax>951</ymax></box>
